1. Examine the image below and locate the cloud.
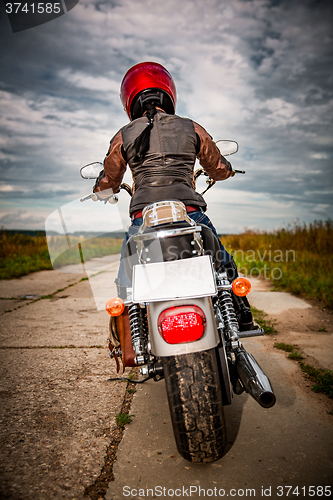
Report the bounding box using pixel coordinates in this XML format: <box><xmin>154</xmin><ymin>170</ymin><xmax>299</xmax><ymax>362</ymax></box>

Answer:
<box><xmin>59</xmin><ymin>69</ymin><xmax>120</xmax><ymax>93</ymax></box>
<box><xmin>0</xmin><ymin>209</ymin><xmax>45</xmax><ymax>228</ymax></box>
<box><xmin>311</xmin><ymin>153</ymin><xmax>330</xmax><ymax>160</ymax></box>
<box><xmin>0</xmin><ymin>0</ymin><xmax>332</xmax><ymax>231</ymax></box>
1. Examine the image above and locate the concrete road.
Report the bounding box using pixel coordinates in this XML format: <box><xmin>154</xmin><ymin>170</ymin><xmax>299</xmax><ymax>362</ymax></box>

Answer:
<box><xmin>0</xmin><ymin>260</ymin><xmax>332</xmax><ymax>500</ymax></box>
<box><xmin>0</xmin><ymin>258</ymin><xmax>132</xmax><ymax>499</ymax></box>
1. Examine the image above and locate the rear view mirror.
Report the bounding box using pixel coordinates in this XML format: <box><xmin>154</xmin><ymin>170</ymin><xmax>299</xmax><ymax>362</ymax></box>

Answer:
<box><xmin>80</xmin><ymin>162</ymin><xmax>103</xmax><ymax>179</ymax></box>
<box><xmin>215</xmin><ymin>140</ymin><xmax>238</xmax><ymax>156</ymax></box>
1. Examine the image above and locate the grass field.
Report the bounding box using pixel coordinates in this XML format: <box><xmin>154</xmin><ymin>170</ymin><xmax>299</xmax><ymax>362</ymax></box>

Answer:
<box><xmin>1</xmin><ymin>221</ymin><xmax>332</xmax><ymax>309</ymax></box>
<box><xmin>0</xmin><ymin>231</ymin><xmax>53</xmax><ymax>279</ymax></box>
<box><xmin>221</xmin><ymin>220</ymin><xmax>333</xmax><ymax>309</ymax></box>
<box><xmin>48</xmin><ymin>234</ymin><xmax>122</xmax><ymax>269</ymax></box>
<box><xmin>0</xmin><ymin>230</ymin><xmax>122</xmax><ymax>280</ymax></box>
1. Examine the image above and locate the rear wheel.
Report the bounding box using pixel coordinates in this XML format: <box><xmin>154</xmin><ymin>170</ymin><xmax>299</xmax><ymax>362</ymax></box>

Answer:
<box><xmin>162</xmin><ymin>349</ymin><xmax>227</xmax><ymax>463</ymax></box>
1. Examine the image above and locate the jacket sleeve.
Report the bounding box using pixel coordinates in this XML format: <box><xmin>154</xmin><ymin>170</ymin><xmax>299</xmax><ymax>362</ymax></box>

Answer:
<box><xmin>193</xmin><ymin>121</ymin><xmax>232</xmax><ymax>181</ymax></box>
<box><xmin>94</xmin><ymin>130</ymin><xmax>127</xmax><ymax>193</ymax></box>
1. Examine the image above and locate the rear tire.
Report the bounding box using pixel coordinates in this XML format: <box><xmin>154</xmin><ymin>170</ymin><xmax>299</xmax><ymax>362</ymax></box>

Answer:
<box><xmin>162</xmin><ymin>349</ymin><xmax>227</xmax><ymax>463</ymax></box>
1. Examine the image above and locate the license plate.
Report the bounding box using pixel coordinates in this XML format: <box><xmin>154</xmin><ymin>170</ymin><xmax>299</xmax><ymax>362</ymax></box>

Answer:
<box><xmin>132</xmin><ymin>255</ymin><xmax>217</xmax><ymax>303</ymax></box>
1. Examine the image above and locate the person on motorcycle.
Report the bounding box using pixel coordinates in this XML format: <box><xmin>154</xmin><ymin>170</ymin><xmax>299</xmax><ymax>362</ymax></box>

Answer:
<box><xmin>94</xmin><ymin>62</ymin><xmax>255</xmax><ymax>331</ymax></box>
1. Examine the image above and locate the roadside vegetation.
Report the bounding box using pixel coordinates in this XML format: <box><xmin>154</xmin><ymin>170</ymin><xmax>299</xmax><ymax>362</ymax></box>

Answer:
<box><xmin>115</xmin><ymin>412</ymin><xmax>133</xmax><ymax>427</ymax></box>
<box><xmin>274</xmin><ymin>342</ymin><xmax>333</xmax><ymax>399</ymax></box>
<box><xmin>221</xmin><ymin>220</ymin><xmax>333</xmax><ymax>309</ymax></box>
<box><xmin>2</xmin><ymin>220</ymin><xmax>332</xmax><ymax>310</ymax></box>
<box><xmin>251</xmin><ymin>307</ymin><xmax>277</xmax><ymax>335</ymax></box>
<box><xmin>49</xmin><ymin>234</ymin><xmax>122</xmax><ymax>269</ymax></box>
<box><xmin>0</xmin><ymin>230</ymin><xmax>52</xmax><ymax>279</ymax></box>
<box><xmin>0</xmin><ymin>229</ymin><xmax>122</xmax><ymax>279</ymax></box>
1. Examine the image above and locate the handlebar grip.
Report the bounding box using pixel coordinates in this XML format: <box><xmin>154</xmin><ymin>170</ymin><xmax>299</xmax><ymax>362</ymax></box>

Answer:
<box><xmin>108</xmin><ymin>195</ymin><xmax>119</xmax><ymax>204</ymax></box>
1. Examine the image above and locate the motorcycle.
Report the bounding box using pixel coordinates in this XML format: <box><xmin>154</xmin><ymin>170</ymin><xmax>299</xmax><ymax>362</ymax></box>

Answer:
<box><xmin>80</xmin><ymin>140</ymin><xmax>276</xmax><ymax>463</ymax></box>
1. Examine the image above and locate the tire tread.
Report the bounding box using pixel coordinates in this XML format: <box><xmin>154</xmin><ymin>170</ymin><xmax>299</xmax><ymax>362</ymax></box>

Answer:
<box><xmin>163</xmin><ymin>349</ymin><xmax>226</xmax><ymax>463</ymax></box>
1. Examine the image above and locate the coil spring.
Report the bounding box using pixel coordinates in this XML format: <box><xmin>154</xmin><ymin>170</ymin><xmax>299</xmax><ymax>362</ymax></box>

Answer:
<box><xmin>128</xmin><ymin>304</ymin><xmax>148</xmax><ymax>356</ymax></box>
<box><xmin>219</xmin><ymin>290</ymin><xmax>239</xmax><ymax>337</ymax></box>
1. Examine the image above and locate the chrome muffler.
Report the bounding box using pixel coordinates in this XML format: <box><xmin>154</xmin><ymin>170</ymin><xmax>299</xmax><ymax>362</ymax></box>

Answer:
<box><xmin>236</xmin><ymin>350</ymin><xmax>276</xmax><ymax>408</ymax></box>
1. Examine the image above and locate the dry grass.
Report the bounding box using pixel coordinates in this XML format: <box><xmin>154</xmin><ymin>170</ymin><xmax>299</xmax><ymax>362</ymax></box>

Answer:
<box><xmin>221</xmin><ymin>220</ymin><xmax>333</xmax><ymax>309</ymax></box>
<box><xmin>48</xmin><ymin>235</ymin><xmax>122</xmax><ymax>269</ymax></box>
<box><xmin>0</xmin><ymin>230</ymin><xmax>52</xmax><ymax>279</ymax></box>
<box><xmin>0</xmin><ymin>230</ymin><xmax>122</xmax><ymax>279</ymax></box>
<box><xmin>3</xmin><ymin>220</ymin><xmax>332</xmax><ymax>309</ymax></box>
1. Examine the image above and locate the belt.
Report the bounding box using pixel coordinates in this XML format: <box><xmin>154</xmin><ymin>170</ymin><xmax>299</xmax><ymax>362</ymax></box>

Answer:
<box><xmin>132</xmin><ymin>205</ymin><xmax>200</xmax><ymax>220</ymax></box>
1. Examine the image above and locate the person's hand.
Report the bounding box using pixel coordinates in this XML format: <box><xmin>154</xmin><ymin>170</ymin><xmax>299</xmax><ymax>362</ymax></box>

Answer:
<box><xmin>95</xmin><ymin>190</ymin><xmax>112</xmax><ymax>200</ymax></box>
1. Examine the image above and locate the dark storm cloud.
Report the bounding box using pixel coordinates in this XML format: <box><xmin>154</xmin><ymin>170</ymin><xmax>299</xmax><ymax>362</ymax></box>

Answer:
<box><xmin>0</xmin><ymin>0</ymin><xmax>332</xmax><ymax>230</ymax></box>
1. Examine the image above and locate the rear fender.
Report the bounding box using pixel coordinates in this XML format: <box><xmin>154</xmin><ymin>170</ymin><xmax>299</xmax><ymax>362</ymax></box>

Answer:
<box><xmin>147</xmin><ymin>296</ymin><xmax>219</xmax><ymax>357</ymax></box>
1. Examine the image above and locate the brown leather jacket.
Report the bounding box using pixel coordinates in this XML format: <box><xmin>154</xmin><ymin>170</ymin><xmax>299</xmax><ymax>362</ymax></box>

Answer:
<box><xmin>95</xmin><ymin>110</ymin><xmax>232</xmax><ymax>215</ymax></box>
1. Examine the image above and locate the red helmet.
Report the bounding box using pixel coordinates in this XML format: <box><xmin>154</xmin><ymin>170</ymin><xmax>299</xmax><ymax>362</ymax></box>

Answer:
<box><xmin>120</xmin><ymin>62</ymin><xmax>177</xmax><ymax>120</ymax></box>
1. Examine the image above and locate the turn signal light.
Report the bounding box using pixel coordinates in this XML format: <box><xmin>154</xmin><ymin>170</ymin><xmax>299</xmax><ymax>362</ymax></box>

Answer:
<box><xmin>105</xmin><ymin>297</ymin><xmax>125</xmax><ymax>316</ymax></box>
<box><xmin>158</xmin><ymin>305</ymin><xmax>206</xmax><ymax>344</ymax></box>
<box><xmin>232</xmin><ymin>277</ymin><xmax>251</xmax><ymax>297</ymax></box>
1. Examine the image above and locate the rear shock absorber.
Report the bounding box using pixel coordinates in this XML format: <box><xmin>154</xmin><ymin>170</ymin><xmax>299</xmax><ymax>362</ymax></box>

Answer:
<box><xmin>128</xmin><ymin>303</ymin><xmax>149</xmax><ymax>365</ymax></box>
<box><xmin>218</xmin><ymin>290</ymin><xmax>239</xmax><ymax>341</ymax></box>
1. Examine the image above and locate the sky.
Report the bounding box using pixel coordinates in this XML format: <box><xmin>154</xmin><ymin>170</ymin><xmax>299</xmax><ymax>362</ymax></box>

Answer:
<box><xmin>0</xmin><ymin>0</ymin><xmax>332</xmax><ymax>234</ymax></box>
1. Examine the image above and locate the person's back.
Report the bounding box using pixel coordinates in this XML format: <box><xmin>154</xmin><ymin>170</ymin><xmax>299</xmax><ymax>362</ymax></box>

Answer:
<box><xmin>121</xmin><ymin>111</ymin><xmax>206</xmax><ymax>213</ymax></box>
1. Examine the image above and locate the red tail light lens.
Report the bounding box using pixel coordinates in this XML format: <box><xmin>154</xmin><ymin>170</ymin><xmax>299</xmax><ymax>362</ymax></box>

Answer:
<box><xmin>158</xmin><ymin>306</ymin><xmax>206</xmax><ymax>344</ymax></box>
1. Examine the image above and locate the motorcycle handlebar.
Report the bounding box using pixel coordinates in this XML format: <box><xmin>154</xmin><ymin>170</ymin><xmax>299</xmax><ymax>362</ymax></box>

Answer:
<box><xmin>80</xmin><ymin>193</ymin><xmax>97</xmax><ymax>202</ymax></box>
<box><xmin>194</xmin><ymin>167</ymin><xmax>246</xmax><ymax>195</ymax></box>
<box><xmin>80</xmin><ymin>170</ymin><xmax>245</xmax><ymax>203</ymax></box>
<box><xmin>194</xmin><ymin>167</ymin><xmax>246</xmax><ymax>181</ymax></box>
<box><xmin>80</xmin><ymin>193</ymin><xmax>118</xmax><ymax>204</ymax></box>
<box><xmin>80</xmin><ymin>182</ymin><xmax>133</xmax><ymax>204</ymax></box>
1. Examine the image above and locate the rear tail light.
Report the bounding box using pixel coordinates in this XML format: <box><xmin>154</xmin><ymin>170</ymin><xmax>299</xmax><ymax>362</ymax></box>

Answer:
<box><xmin>158</xmin><ymin>305</ymin><xmax>206</xmax><ymax>344</ymax></box>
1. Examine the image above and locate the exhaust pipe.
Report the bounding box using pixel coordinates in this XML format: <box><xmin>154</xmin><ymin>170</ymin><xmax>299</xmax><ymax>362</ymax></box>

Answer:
<box><xmin>236</xmin><ymin>350</ymin><xmax>276</xmax><ymax>408</ymax></box>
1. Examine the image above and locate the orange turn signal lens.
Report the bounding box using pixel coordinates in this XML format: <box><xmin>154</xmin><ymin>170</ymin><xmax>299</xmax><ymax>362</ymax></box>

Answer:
<box><xmin>232</xmin><ymin>277</ymin><xmax>251</xmax><ymax>297</ymax></box>
<box><xmin>105</xmin><ymin>297</ymin><xmax>125</xmax><ymax>316</ymax></box>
